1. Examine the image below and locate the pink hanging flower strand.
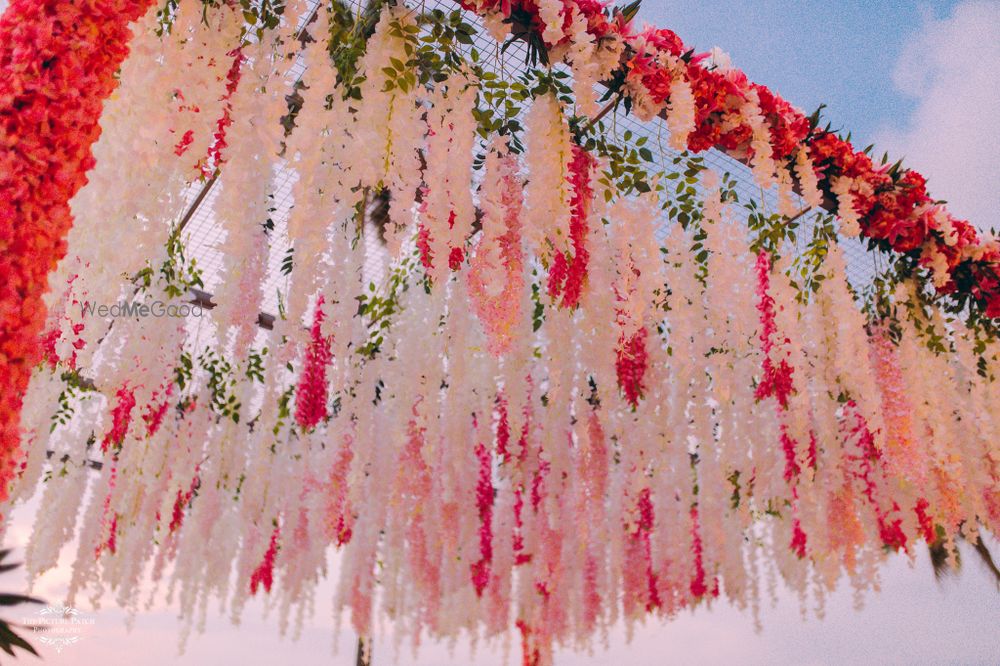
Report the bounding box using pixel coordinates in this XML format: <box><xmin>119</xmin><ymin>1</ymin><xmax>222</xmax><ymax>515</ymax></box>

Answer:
<box><xmin>294</xmin><ymin>296</ymin><xmax>333</xmax><ymax>431</ymax></box>
<box><xmin>548</xmin><ymin>144</ymin><xmax>595</xmax><ymax>309</ymax></box>
<box><xmin>250</xmin><ymin>525</ymin><xmax>281</xmax><ymax>596</ymax></box>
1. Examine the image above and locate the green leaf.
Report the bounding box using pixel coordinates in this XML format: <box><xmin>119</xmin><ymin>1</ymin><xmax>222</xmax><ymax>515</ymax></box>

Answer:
<box><xmin>0</xmin><ymin>594</ymin><xmax>43</xmax><ymax>607</ymax></box>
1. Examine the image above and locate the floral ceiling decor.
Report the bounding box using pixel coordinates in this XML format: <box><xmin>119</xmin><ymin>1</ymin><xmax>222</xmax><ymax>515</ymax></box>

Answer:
<box><xmin>1</xmin><ymin>1</ymin><xmax>998</xmax><ymax>664</ymax></box>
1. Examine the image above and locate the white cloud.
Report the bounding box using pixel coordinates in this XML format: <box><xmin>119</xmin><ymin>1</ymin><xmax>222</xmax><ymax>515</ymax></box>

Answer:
<box><xmin>875</xmin><ymin>1</ymin><xmax>1000</xmax><ymax>230</ymax></box>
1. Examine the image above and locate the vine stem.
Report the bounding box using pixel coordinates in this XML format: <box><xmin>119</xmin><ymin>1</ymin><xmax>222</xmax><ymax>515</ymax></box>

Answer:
<box><xmin>581</xmin><ymin>93</ymin><xmax>622</xmax><ymax>134</ymax></box>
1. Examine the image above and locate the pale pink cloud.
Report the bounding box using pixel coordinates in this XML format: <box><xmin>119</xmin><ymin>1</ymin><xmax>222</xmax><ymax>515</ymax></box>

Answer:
<box><xmin>876</xmin><ymin>1</ymin><xmax>1000</xmax><ymax>230</ymax></box>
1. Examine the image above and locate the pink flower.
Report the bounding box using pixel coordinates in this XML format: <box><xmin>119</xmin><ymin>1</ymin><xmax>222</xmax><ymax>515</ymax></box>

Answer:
<box><xmin>249</xmin><ymin>526</ymin><xmax>280</xmax><ymax>595</ymax></box>
<box><xmin>101</xmin><ymin>384</ymin><xmax>137</xmax><ymax>453</ymax></box>
<box><xmin>467</xmin><ymin>151</ymin><xmax>526</xmax><ymax>356</ymax></box>
<box><xmin>294</xmin><ymin>297</ymin><xmax>333</xmax><ymax>431</ymax></box>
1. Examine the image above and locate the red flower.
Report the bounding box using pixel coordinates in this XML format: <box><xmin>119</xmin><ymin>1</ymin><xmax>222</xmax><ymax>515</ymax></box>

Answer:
<box><xmin>448</xmin><ymin>246</ymin><xmax>465</xmax><ymax>271</ymax></box>
<box><xmin>196</xmin><ymin>47</ymin><xmax>244</xmax><ymax>177</ymax></box>
<box><xmin>548</xmin><ymin>144</ymin><xmax>595</xmax><ymax>308</ymax></box>
<box><xmin>807</xmin><ymin>131</ymin><xmax>853</xmax><ymax>172</ymax></box>
<box><xmin>616</xmin><ymin>326</ymin><xmax>649</xmax><ymax>407</ymax></box>
<box><xmin>0</xmin><ymin>0</ymin><xmax>157</xmax><ymax>506</ymax></box>
<box><xmin>249</xmin><ymin>526</ymin><xmax>280</xmax><ymax>595</ymax></box>
<box><xmin>986</xmin><ymin>290</ymin><xmax>1000</xmax><ymax>319</ymax></box>
<box><xmin>169</xmin><ymin>474</ymin><xmax>200</xmax><ymax>534</ymax></box>
<box><xmin>416</xmin><ymin>221</ymin><xmax>434</xmax><ymax>272</ymax></box>
<box><xmin>294</xmin><ymin>297</ymin><xmax>333</xmax><ymax>431</ymax></box>
<box><xmin>790</xmin><ymin>519</ymin><xmax>807</xmax><ymax>558</ymax></box>
<box><xmin>753</xmin><ymin>83</ymin><xmax>809</xmax><ymax>161</ymax></box>
<box><xmin>753</xmin><ymin>252</ymin><xmax>795</xmax><ymax>409</ymax></box>
<box><xmin>685</xmin><ymin>64</ymin><xmax>748</xmax><ymax>153</ymax></box>
<box><xmin>173</xmin><ymin>129</ymin><xmax>195</xmax><ymax>156</ymax></box>
<box><xmin>641</xmin><ymin>27</ymin><xmax>684</xmax><ymax>57</ymax></box>
<box><xmin>863</xmin><ymin>170</ymin><xmax>933</xmax><ymax>252</ymax></box>
<box><xmin>101</xmin><ymin>384</ymin><xmax>137</xmax><ymax>453</ymax></box>
<box><xmin>844</xmin><ymin>403</ymin><xmax>908</xmax><ymax>551</ymax></box>
<box><xmin>470</xmin><ymin>441</ymin><xmax>494</xmax><ymax>596</ymax></box>
<box><xmin>914</xmin><ymin>498</ymin><xmax>936</xmax><ymax>544</ymax></box>
<box><xmin>626</xmin><ymin>53</ymin><xmax>674</xmax><ymax>106</ymax></box>
<box><xmin>689</xmin><ymin>506</ymin><xmax>719</xmax><ymax>598</ymax></box>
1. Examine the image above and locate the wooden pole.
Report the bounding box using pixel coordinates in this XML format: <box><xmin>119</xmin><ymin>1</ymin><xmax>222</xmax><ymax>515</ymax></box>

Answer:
<box><xmin>356</xmin><ymin>636</ymin><xmax>371</xmax><ymax>666</ymax></box>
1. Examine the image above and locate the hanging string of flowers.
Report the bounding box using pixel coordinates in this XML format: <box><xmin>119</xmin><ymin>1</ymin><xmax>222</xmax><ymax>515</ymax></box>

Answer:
<box><xmin>1</xmin><ymin>2</ymin><xmax>998</xmax><ymax>666</ymax></box>
<box><xmin>458</xmin><ymin>0</ymin><xmax>1000</xmax><ymax>322</ymax></box>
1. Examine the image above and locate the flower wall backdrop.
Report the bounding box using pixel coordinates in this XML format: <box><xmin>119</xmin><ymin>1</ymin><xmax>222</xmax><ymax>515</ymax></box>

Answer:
<box><xmin>0</xmin><ymin>1</ymin><xmax>997</xmax><ymax>665</ymax></box>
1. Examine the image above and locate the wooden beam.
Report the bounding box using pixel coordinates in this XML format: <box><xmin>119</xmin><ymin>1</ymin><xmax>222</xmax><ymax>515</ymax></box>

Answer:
<box><xmin>356</xmin><ymin>637</ymin><xmax>371</xmax><ymax>666</ymax></box>
<box><xmin>45</xmin><ymin>449</ymin><xmax>103</xmax><ymax>471</ymax></box>
<box><xmin>189</xmin><ymin>288</ymin><xmax>276</xmax><ymax>330</ymax></box>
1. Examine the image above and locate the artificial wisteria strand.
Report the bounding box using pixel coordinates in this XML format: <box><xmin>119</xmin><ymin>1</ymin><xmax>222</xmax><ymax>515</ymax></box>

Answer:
<box><xmin>458</xmin><ymin>0</ymin><xmax>1000</xmax><ymax>317</ymax></box>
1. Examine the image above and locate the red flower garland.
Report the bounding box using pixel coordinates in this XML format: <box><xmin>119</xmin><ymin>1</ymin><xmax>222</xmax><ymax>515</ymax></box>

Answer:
<box><xmin>169</xmin><ymin>474</ymin><xmax>200</xmax><ymax>534</ymax></box>
<box><xmin>470</xmin><ymin>440</ymin><xmax>495</xmax><ymax>596</ymax></box>
<box><xmin>844</xmin><ymin>403</ymin><xmax>908</xmax><ymax>550</ymax></box>
<box><xmin>688</xmin><ymin>506</ymin><xmax>719</xmax><ymax>599</ymax></box>
<box><xmin>548</xmin><ymin>144</ymin><xmax>595</xmax><ymax>309</ymax></box>
<box><xmin>753</xmin><ymin>251</ymin><xmax>814</xmax><ymax>557</ymax></box>
<box><xmin>0</xmin><ymin>0</ymin><xmax>156</xmax><ymax>504</ymax></box>
<box><xmin>457</xmin><ymin>0</ymin><xmax>1000</xmax><ymax>318</ymax></box>
<box><xmin>197</xmin><ymin>47</ymin><xmax>245</xmax><ymax>178</ymax></box>
<box><xmin>141</xmin><ymin>383</ymin><xmax>173</xmax><ymax>439</ymax></box>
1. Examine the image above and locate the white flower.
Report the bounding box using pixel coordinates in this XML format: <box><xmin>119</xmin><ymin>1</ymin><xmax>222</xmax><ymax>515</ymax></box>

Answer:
<box><xmin>538</xmin><ymin>0</ymin><xmax>565</xmax><ymax>46</ymax></box>
<box><xmin>666</xmin><ymin>76</ymin><xmax>695</xmax><ymax>150</ymax></box>
<box><xmin>524</xmin><ymin>92</ymin><xmax>573</xmax><ymax>258</ymax></box>
<box><xmin>708</xmin><ymin>46</ymin><xmax>734</xmax><ymax>71</ymax></box>
<box><xmin>483</xmin><ymin>10</ymin><xmax>510</xmax><ymax>42</ymax></box>
<box><xmin>922</xmin><ymin>242</ymin><xmax>953</xmax><ymax>287</ymax></box>
<box><xmin>794</xmin><ymin>146</ymin><xmax>824</xmax><ymax>210</ymax></box>
<box><xmin>832</xmin><ymin>176</ymin><xmax>862</xmax><ymax>237</ymax></box>
<box><xmin>743</xmin><ymin>90</ymin><xmax>776</xmax><ymax>189</ymax></box>
<box><xmin>355</xmin><ymin>5</ymin><xmax>425</xmax><ymax>255</ymax></box>
<box><xmin>566</xmin><ymin>6</ymin><xmax>601</xmax><ymax>118</ymax></box>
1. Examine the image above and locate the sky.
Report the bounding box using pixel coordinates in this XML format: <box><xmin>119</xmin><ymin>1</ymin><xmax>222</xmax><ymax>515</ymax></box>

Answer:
<box><xmin>637</xmin><ymin>0</ymin><xmax>1000</xmax><ymax>227</ymax></box>
<box><xmin>2</xmin><ymin>0</ymin><xmax>999</xmax><ymax>664</ymax></box>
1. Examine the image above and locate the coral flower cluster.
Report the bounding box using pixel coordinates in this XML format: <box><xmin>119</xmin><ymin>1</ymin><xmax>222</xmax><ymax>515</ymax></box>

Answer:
<box><xmin>0</xmin><ymin>0</ymin><xmax>156</xmax><ymax>504</ymax></box>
